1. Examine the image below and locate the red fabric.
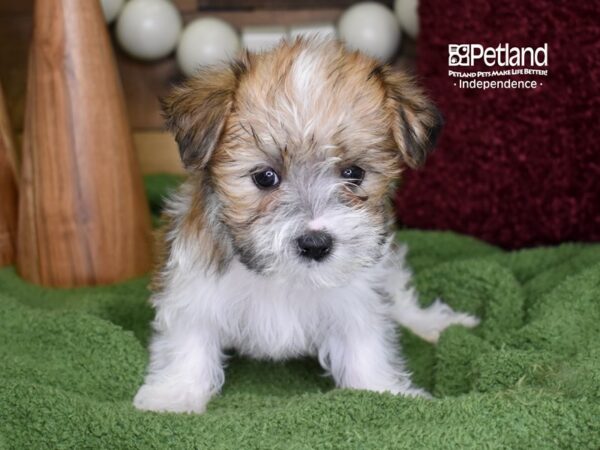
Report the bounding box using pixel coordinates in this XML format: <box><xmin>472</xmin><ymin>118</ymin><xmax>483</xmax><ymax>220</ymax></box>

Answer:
<box><xmin>395</xmin><ymin>0</ymin><xmax>600</xmax><ymax>248</ymax></box>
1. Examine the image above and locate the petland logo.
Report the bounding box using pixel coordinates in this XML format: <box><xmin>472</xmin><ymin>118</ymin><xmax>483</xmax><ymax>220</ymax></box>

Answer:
<box><xmin>448</xmin><ymin>43</ymin><xmax>548</xmax><ymax>67</ymax></box>
<box><xmin>448</xmin><ymin>43</ymin><xmax>549</xmax><ymax>90</ymax></box>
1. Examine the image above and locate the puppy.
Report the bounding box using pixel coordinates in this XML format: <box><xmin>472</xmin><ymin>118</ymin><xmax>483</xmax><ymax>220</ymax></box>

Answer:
<box><xmin>134</xmin><ymin>39</ymin><xmax>478</xmax><ymax>414</ymax></box>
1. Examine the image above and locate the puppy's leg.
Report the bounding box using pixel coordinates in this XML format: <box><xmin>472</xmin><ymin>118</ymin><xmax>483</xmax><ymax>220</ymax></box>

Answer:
<box><xmin>133</xmin><ymin>305</ymin><xmax>223</xmax><ymax>414</ymax></box>
<box><xmin>320</xmin><ymin>316</ymin><xmax>429</xmax><ymax>398</ymax></box>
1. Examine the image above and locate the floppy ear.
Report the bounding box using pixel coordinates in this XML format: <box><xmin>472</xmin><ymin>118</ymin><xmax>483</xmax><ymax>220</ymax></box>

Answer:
<box><xmin>161</xmin><ymin>60</ymin><xmax>247</xmax><ymax>170</ymax></box>
<box><xmin>380</xmin><ymin>68</ymin><xmax>444</xmax><ymax>168</ymax></box>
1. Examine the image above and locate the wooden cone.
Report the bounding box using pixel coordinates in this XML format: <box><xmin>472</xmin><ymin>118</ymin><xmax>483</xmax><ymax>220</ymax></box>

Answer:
<box><xmin>0</xmin><ymin>82</ymin><xmax>19</xmax><ymax>267</ymax></box>
<box><xmin>18</xmin><ymin>0</ymin><xmax>152</xmax><ymax>287</ymax></box>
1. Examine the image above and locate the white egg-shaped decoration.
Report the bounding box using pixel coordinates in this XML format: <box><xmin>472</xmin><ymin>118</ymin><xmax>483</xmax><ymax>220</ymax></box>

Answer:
<box><xmin>100</xmin><ymin>0</ymin><xmax>125</xmax><ymax>24</ymax></box>
<box><xmin>116</xmin><ymin>0</ymin><xmax>182</xmax><ymax>60</ymax></box>
<box><xmin>338</xmin><ymin>2</ymin><xmax>401</xmax><ymax>62</ymax></box>
<box><xmin>176</xmin><ymin>18</ymin><xmax>241</xmax><ymax>76</ymax></box>
<box><xmin>394</xmin><ymin>0</ymin><xmax>419</xmax><ymax>39</ymax></box>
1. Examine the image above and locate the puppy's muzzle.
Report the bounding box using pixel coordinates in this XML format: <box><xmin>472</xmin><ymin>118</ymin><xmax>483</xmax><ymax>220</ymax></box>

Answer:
<box><xmin>296</xmin><ymin>231</ymin><xmax>334</xmax><ymax>262</ymax></box>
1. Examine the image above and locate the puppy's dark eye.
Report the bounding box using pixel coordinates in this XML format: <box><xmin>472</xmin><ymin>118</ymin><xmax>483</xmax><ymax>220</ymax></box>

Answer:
<box><xmin>341</xmin><ymin>165</ymin><xmax>365</xmax><ymax>185</ymax></box>
<box><xmin>252</xmin><ymin>168</ymin><xmax>280</xmax><ymax>189</ymax></box>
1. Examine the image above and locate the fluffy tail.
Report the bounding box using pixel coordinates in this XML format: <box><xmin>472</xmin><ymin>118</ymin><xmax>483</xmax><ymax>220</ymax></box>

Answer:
<box><xmin>386</xmin><ymin>245</ymin><xmax>479</xmax><ymax>343</ymax></box>
<box><xmin>391</xmin><ymin>296</ymin><xmax>480</xmax><ymax>344</ymax></box>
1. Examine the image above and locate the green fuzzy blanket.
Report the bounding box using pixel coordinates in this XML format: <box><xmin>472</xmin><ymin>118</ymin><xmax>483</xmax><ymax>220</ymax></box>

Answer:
<box><xmin>1</xmin><ymin>175</ymin><xmax>599</xmax><ymax>449</ymax></box>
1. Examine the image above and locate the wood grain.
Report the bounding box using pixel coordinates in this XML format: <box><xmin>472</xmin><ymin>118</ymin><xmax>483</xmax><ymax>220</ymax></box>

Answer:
<box><xmin>17</xmin><ymin>0</ymin><xmax>152</xmax><ymax>287</ymax></box>
<box><xmin>0</xmin><ymin>81</ymin><xmax>18</xmax><ymax>266</ymax></box>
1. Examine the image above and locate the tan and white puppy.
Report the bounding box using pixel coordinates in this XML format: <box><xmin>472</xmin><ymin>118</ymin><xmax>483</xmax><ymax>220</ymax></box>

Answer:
<box><xmin>134</xmin><ymin>39</ymin><xmax>478</xmax><ymax>414</ymax></box>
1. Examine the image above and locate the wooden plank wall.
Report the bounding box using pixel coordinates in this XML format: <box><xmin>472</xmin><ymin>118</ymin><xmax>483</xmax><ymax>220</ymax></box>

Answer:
<box><xmin>0</xmin><ymin>0</ymin><xmax>413</xmax><ymax>174</ymax></box>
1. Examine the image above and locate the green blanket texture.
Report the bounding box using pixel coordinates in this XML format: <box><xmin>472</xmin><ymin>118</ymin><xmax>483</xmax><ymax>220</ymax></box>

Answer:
<box><xmin>1</xmin><ymin>175</ymin><xmax>599</xmax><ymax>449</ymax></box>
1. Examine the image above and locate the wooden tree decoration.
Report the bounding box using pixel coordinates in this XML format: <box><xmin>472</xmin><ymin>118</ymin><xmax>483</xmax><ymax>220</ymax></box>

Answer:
<box><xmin>18</xmin><ymin>0</ymin><xmax>152</xmax><ymax>287</ymax></box>
<box><xmin>0</xmin><ymin>81</ymin><xmax>19</xmax><ymax>267</ymax></box>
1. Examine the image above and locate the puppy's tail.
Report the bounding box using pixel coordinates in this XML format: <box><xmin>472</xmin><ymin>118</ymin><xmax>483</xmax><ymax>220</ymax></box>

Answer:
<box><xmin>391</xmin><ymin>296</ymin><xmax>479</xmax><ymax>344</ymax></box>
<box><xmin>387</xmin><ymin>245</ymin><xmax>479</xmax><ymax>344</ymax></box>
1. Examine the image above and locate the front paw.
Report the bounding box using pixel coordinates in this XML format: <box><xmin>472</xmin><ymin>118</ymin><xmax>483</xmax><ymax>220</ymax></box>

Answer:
<box><xmin>133</xmin><ymin>382</ymin><xmax>212</xmax><ymax>414</ymax></box>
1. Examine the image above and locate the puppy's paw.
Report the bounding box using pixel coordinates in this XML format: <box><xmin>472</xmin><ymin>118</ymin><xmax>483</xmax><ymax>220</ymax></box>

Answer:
<box><xmin>133</xmin><ymin>382</ymin><xmax>211</xmax><ymax>414</ymax></box>
<box><xmin>415</xmin><ymin>299</ymin><xmax>480</xmax><ymax>344</ymax></box>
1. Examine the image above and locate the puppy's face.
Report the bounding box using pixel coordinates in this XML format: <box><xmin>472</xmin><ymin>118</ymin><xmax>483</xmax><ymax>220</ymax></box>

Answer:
<box><xmin>164</xmin><ymin>40</ymin><xmax>442</xmax><ymax>287</ymax></box>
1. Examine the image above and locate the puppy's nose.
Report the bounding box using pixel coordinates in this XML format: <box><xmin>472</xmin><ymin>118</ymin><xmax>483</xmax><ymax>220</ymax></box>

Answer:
<box><xmin>296</xmin><ymin>231</ymin><xmax>333</xmax><ymax>262</ymax></box>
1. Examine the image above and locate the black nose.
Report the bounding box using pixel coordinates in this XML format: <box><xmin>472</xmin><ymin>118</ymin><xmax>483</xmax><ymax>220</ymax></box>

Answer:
<box><xmin>296</xmin><ymin>231</ymin><xmax>334</xmax><ymax>262</ymax></box>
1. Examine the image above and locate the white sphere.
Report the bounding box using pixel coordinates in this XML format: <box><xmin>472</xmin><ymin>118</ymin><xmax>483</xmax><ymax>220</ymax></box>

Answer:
<box><xmin>176</xmin><ymin>18</ymin><xmax>240</xmax><ymax>76</ymax></box>
<box><xmin>100</xmin><ymin>0</ymin><xmax>124</xmax><ymax>24</ymax></box>
<box><xmin>338</xmin><ymin>2</ymin><xmax>401</xmax><ymax>62</ymax></box>
<box><xmin>116</xmin><ymin>0</ymin><xmax>182</xmax><ymax>61</ymax></box>
<box><xmin>395</xmin><ymin>0</ymin><xmax>419</xmax><ymax>38</ymax></box>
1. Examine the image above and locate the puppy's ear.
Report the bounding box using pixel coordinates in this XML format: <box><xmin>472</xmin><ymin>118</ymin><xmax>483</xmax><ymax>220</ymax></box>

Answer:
<box><xmin>378</xmin><ymin>68</ymin><xmax>444</xmax><ymax>168</ymax></box>
<box><xmin>161</xmin><ymin>60</ymin><xmax>247</xmax><ymax>170</ymax></box>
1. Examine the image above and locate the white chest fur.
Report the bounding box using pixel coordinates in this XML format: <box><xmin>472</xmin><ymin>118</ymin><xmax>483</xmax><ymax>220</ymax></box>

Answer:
<box><xmin>155</xmin><ymin>258</ymin><xmax>389</xmax><ymax>361</ymax></box>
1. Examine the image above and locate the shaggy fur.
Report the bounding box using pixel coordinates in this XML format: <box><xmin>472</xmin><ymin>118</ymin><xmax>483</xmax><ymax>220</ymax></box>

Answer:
<box><xmin>134</xmin><ymin>39</ymin><xmax>477</xmax><ymax>414</ymax></box>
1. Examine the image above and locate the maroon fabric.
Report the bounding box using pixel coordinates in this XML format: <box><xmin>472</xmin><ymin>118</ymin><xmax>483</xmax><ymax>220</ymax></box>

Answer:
<box><xmin>395</xmin><ymin>0</ymin><xmax>600</xmax><ymax>248</ymax></box>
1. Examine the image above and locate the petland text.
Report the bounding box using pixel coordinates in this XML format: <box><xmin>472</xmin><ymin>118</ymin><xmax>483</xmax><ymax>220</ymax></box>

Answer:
<box><xmin>448</xmin><ymin>43</ymin><xmax>548</xmax><ymax>67</ymax></box>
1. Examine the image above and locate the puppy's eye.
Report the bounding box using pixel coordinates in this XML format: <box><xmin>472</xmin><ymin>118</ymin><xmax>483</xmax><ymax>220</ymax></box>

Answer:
<box><xmin>252</xmin><ymin>168</ymin><xmax>280</xmax><ymax>189</ymax></box>
<box><xmin>341</xmin><ymin>165</ymin><xmax>365</xmax><ymax>185</ymax></box>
